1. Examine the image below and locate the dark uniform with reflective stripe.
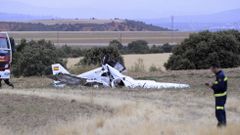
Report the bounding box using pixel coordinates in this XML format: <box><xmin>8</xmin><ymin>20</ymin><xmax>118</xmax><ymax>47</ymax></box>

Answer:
<box><xmin>211</xmin><ymin>70</ymin><xmax>227</xmax><ymax>127</ymax></box>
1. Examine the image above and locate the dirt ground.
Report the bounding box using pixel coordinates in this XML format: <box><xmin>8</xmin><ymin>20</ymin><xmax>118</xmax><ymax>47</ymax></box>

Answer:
<box><xmin>0</xmin><ymin>68</ymin><xmax>239</xmax><ymax>135</ymax></box>
<box><xmin>0</xmin><ymin>93</ymin><xmax>112</xmax><ymax>134</ymax></box>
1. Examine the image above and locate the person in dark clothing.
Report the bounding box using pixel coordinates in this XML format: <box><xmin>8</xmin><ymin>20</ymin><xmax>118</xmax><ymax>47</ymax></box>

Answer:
<box><xmin>0</xmin><ymin>79</ymin><xmax>14</xmax><ymax>88</ymax></box>
<box><xmin>205</xmin><ymin>64</ymin><xmax>227</xmax><ymax>127</ymax></box>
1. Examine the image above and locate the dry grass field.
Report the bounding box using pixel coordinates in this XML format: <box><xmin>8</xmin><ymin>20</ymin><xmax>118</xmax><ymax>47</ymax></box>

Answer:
<box><xmin>66</xmin><ymin>53</ymin><xmax>171</xmax><ymax>72</ymax></box>
<box><xmin>0</xmin><ymin>68</ymin><xmax>239</xmax><ymax>135</ymax></box>
<box><xmin>123</xmin><ymin>53</ymin><xmax>171</xmax><ymax>71</ymax></box>
<box><xmin>66</xmin><ymin>57</ymin><xmax>82</xmax><ymax>69</ymax></box>
<box><xmin>8</xmin><ymin>31</ymin><xmax>190</xmax><ymax>47</ymax></box>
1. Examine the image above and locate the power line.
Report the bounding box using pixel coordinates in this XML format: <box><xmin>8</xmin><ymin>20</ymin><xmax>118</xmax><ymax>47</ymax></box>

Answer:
<box><xmin>171</xmin><ymin>16</ymin><xmax>174</xmax><ymax>44</ymax></box>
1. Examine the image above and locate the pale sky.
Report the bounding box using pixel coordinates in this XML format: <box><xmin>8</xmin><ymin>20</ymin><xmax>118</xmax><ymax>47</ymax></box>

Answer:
<box><xmin>2</xmin><ymin>0</ymin><xmax>240</xmax><ymax>19</ymax></box>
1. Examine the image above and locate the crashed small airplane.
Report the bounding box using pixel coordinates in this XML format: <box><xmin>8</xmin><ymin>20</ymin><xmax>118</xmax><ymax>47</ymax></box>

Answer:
<box><xmin>51</xmin><ymin>57</ymin><xmax>190</xmax><ymax>89</ymax></box>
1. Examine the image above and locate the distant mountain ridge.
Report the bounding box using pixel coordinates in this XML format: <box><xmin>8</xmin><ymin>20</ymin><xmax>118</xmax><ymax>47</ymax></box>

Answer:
<box><xmin>0</xmin><ymin>12</ymin><xmax>51</xmax><ymax>21</ymax></box>
<box><xmin>161</xmin><ymin>8</ymin><xmax>240</xmax><ymax>23</ymax></box>
<box><xmin>143</xmin><ymin>8</ymin><xmax>240</xmax><ymax>31</ymax></box>
<box><xmin>0</xmin><ymin>20</ymin><xmax>170</xmax><ymax>31</ymax></box>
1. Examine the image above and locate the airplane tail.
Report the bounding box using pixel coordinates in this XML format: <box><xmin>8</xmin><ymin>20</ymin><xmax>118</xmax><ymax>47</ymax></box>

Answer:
<box><xmin>51</xmin><ymin>64</ymin><xmax>70</xmax><ymax>87</ymax></box>
<box><xmin>52</xmin><ymin>64</ymin><xmax>70</xmax><ymax>75</ymax></box>
<box><xmin>51</xmin><ymin>64</ymin><xmax>87</xmax><ymax>87</ymax></box>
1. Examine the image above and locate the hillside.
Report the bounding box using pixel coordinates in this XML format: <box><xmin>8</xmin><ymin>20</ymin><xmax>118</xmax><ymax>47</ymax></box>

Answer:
<box><xmin>31</xmin><ymin>19</ymin><xmax>125</xmax><ymax>25</ymax></box>
<box><xmin>0</xmin><ymin>20</ymin><xmax>169</xmax><ymax>31</ymax></box>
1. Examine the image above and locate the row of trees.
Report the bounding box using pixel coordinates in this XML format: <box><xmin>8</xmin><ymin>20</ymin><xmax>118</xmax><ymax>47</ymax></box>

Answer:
<box><xmin>57</xmin><ymin>40</ymin><xmax>175</xmax><ymax>58</ymax></box>
<box><xmin>109</xmin><ymin>40</ymin><xmax>175</xmax><ymax>54</ymax></box>
<box><xmin>80</xmin><ymin>47</ymin><xmax>123</xmax><ymax>66</ymax></box>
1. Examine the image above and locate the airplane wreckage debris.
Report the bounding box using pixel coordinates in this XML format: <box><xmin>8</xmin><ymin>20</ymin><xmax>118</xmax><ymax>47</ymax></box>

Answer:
<box><xmin>50</xmin><ymin>59</ymin><xmax>190</xmax><ymax>89</ymax></box>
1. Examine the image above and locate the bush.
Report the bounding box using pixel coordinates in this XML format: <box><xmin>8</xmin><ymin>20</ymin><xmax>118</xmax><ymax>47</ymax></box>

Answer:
<box><xmin>12</xmin><ymin>39</ymin><xmax>65</xmax><ymax>77</ymax></box>
<box><xmin>80</xmin><ymin>46</ymin><xmax>124</xmax><ymax>66</ymax></box>
<box><xmin>127</xmin><ymin>40</ymin><xmax>150</xmax><ymax>54</ymax></box>
<box><xmin>150</xmin><ymin>45</ymin><xmax>163</xmax><ymax>53</ymax></box>
<box><xmin>150</xmin><ymin>44</ymin><xmax>176</xmax><ymax>54</ymax></box>
<box><xmin>161</xmin><ymin>43</ymin><xmax>175</xmax><ymax>53</ymax></box>
<box><xmin>109</xmin><ymin>40</ymin><xmax>124</xmax><ymax>50</ymax></box>
<box><xmin>165</xmin><ymin>30</ymin><xmax>240</xmax><ymax>70</ymax></box>
<box><xmin>149</xmin><ymin>64</ymin><xmax>162</xmax><ymax>72</ymax></box>
<box><xmin>57</xmin><ymin>45</ymin><xmax>84</xmax><ymax>58</ymax></box>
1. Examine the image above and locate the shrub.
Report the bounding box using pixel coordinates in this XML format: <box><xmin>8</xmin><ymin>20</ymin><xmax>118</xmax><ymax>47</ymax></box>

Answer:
<box><xmin>12</xmin><ymin>39</ymin><xmax>65</xmax><ymax>77</ymax></box>
<box><xmin>161</xmin><ymin>43</ymin><xmax>174</xmax><ymax>53</ymax></box>
<box><xmin>165</xmin><ymin>30</ymin><xmax>240</xmax><ymax>70</ymax></box>
<box><xmin>80</xmin><ymin>46</ymin><xmax>124</xmax><ymax>66</ymax></box>
<box><xmin>127</xmin><ymin>40</ymin><xmax>149</xmax><ymax>54</ymax></box>
<box><xmin>57</xmin><ymin>45</ymin><xmax>84</xmax><ymax>58</ymax></box>
<box><xmin>149</xmin><ymin>65</ymin><xmax>162</xmax><ymax>72</ymax></box>
<box><xmin>150</xmin><ymin>45</ymin><xmax>163</xmax><ymax>53</ymax></box>
<box><xmin>109</xmin><ymin>40</ymin><xmax>124</xmax><ymax>50</ymax></box>
<box><xmin>150</xmin><ymin>44</ymin><xmax>176</xmax><ymax>54</ymax></box>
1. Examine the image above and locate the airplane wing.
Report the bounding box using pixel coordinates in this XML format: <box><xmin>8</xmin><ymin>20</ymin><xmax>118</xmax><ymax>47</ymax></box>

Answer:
<box><xmin>53</xmin><ymin>73</ymin><xmax>87</xmax><ymax>85</ymax></box>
